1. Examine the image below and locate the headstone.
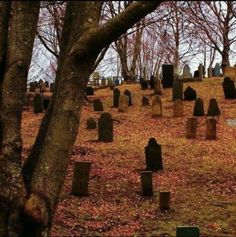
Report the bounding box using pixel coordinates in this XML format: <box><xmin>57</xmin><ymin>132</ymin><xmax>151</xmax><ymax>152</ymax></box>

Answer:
<box><xmin>98</xmin><ymin>112</ymin><xmax>113</xmax><ymax>142</ymax></box>
<box><xmin>87</xmin><ymin>117</ymin><xmax>96</xmax><ymax>129</ymax></box>
<box><xmin>159</xmin><ymin>191</ymin><xmax>171</xmax><ymax>211</ymax></box>
<box><xmin>172</xmin><ymin>81</ymin><xmax>183</xmax><ymax>101</ymax></box>
<box><xmin>113</xmin><ymin>88</ymin><xmax>120</xmax><ymax>107</ymax></box>
<box><xmin>33</xmin><ymin>94</ymin><xmax>43</xmax><ymax>114</ymax></box>
<box><xmin>145</xmin><ymin>138</ymin><xmax>163</xmax><ymax>171</ymax></box>
<box><xmin>198</xmin><ymin>64</ymin><xmax>203</xmax><ymax>79</ymax></box>
<box><xmin>194</xmin><ymin>70</ymin><xmax>199</xmax><ymax>78</ymax></box>
<box><xmin>154</xmin><ymin>79</ymin><xmax>162</xmax><ymax>95</ymax></box>
<box><xmin>208</xmin><ymin>66</ymin><xmax>213</xmax><ymax>78</ymax></box>
<box><xmin>186</xmin><ymin>117</ymin><xmax>198</xmax><ymax>139</ymax></box>
<box><xmin>176</xmin><ymin>226</ymin><xmax>200</xmax><ymax>237</ymax></box>
<box><xmin>193</xmin><ymin>98</ymin><xmax>204</xmax><ymax>116</ymax></box>
<box><xmin>162</xmin><ymin>64</ymin><xmax>174</xmax><ymax>88</ymax></box>
<box><xmin>115</xmin><ymin>79</ymin><xmax>119</xmax><ymax>86</ymax></box>
<box><xmin>151</xmin><ymin>95</ymin><xmax>162</xmax><ymax>117</ymax></box>
<box><xmin>94</xmin><ymin>99</ymin><xmax>104</xmax><ymax>111</ymax></box>
<box><xmin>142</xmin><ymin>96</ymin><xmax>150</xmax><ymax>106</ymax></box>
<box><xmin>140</xmin><ymin>79</ymin><xmax>148</xmax><ymax>90</ymax></box>
<box><xmin>86</xmin><ymin>86</ymin><xmax>94</xmax><ymax>96</ymax></box>
<box><xmin>174</xmin><ymin>99</ymin><xmax>184</xmax><ymax>117</ymax></box>
<box><xmin>182</xmin><ymin>64</ymin><xmax>192</xmax><ymax>78</ymax></box>
<box><xmin>118</xmin><ymin>95</ymin><xmax>129</xmax><ymax>112</ymax></box>
<box><xmin>141</xmin><ymin>171</ymin><xmax>153</xmax><ymax>196</ymax></box>
<box><xmin>213</xmin><ymin>63</ymin><xmax>221</xmax><ymax>77</ymax></box>
<box><xmin>184</xmin><ymin>86</ymin><xmax>197</xmax><ymax>100</ymax></box>
<box><xmin>150</xmin><ymin>75</ymin><xmax>155</xmax><ymax>89</ymax></box>
<box><xmin>222</xmin><ymin>77</ymin><xmax>236</xmax><ymax>99</ymax></box>
<box><xmin>71</xmin><ymin>161</ymin><xmax>92</xmax><ymax>196</ymax></box>
<box><xmin>124</xmin><ymin>89</ymin><xmax>132</xmax><ymax>106</ymax></box>
<box><xmin>207</xmin><ymin>98</ymin><xmax>220</xmax><ymax>116</ymax></box>
<box><xmin>43</xmin><ymin>98</ymin><xmax>50</xmax><ymax>110</ymax></box>
<box><xmin>206</xmin><ymin>118</ymin><xmax>217</xmax><ymax>140</ymax></box>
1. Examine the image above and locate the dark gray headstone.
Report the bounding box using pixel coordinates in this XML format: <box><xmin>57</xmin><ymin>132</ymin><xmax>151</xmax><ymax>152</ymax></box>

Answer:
<box><xmin>176</xmin><ymin>226</ymin><xmax>200</xmax><ymax>237</ymax></box>
<box><xmin>184</xmin><ymin>86</ymin><xmax>197</xmax><ymax>101</ymax></box>
<box><xmin>86</xmin><ymin>86</ymin><xmax>94</xmax><ymax>96</ymax></box>
<box><xmin>145</xmin><ymin>138</ymin><xmax>163</xmax><ymax>171</ymax></box>
<box><xmin>98</xmin><ymin>112</ymin><xmax>113</xmax><ymax>142</ymax></box>
<box><xmin>213</xmin><ymin>63</ymin><xmax>221</xmax><ymax>77</ymax></box>
<box><xmin>140</xmin><ymin>79</ymin><xmax>149</xmax><ymax>90</ymax></box>
<box><xmin>222</xmin><ymin>77</ymin><xmax>236</xmax><ymax>99</ymax></box>
<box><xmin>150</xmin><ymin>75</ymin><xmax>155</xmax><ymax>89</ymax></box>
<box><xmin>194</xmin><ymin>70</ymin><xmax>199</xmax><ymax>78</ymax></box>
<box><xmin>172</xmin><ymin>81</ymin><xmax>183</xmax><ymax>101</ymax></box>
<box><xmin>43</xmin><ymin>98</ymin><xmax>50</xmax><ymax>110</ymax></box>
<box><xmin>113</xmin><ymin>88</ymin><xmax>120</xmax><ymax>107</ymax></box>
<box><xmin>193</xmin><ymin>98</ymin><xmax>204</xmax><ymax>116</ymax></box>
<box><xmin>207</xmin><ymin>98</ymin><xmax>220</xmax><ymax>116</ymax></box>
<box><xmin>124</xmin><ymin>89</ymin><xmax>132</xmax><ymax>106</ymax></box>
<box><xmin>87</xmin><ymin>117</ymin><xmax>96</xmax><ymax>129</ymax></box>
<box><xmin>162</xmin><ymin>64</ymin><xmax>174</xmax><ymax>88</ymax></box>
<box><xmin>94</xmin><ymin>99</ymin><xmax>104</xmax><ymax>111</ymax></box>
<box><xmin>33</xmin><ymin>94</ymin><xmax>43</xmax><ymax>114</ymax></box>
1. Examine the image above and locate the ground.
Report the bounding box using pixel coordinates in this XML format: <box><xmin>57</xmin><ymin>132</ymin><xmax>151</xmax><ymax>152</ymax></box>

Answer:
<box><xmin>22</xmin><ymin>78</ymin><xmax>236</xmax><ymax>237</ymax></box>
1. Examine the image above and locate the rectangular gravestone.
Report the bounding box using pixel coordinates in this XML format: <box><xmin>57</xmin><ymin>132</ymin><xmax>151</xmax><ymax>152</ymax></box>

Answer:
<box><xmin>176</xmin><ymin>226</ymin><xmax>200</xmax><ymax>237</ymax></box>
<box><xmin>162</xmin><ymin>64</ymin><xmax>174</xmax><ymax>88</ymax></box>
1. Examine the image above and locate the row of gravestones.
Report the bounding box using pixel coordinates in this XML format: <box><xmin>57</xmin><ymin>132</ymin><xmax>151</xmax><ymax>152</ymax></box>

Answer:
<box><xmin>29</xmin><ymin>80</ymin><xmax>54</xmax><ymax>92</ymax></box>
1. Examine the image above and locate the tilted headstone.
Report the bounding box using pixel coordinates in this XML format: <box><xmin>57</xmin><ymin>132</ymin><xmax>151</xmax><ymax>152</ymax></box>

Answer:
<box><xmin>113</xmin><ymin>88</ymin><xmax>120</xmax><ymax>107</ymax></box>
<box><xmin>184</xmin><ymin>86</ymin><xmax>197</xmax><ymax>100</ymax></box>
<box><xmin>207</xmin><ymin>98</ymin><xmax>220</xmax><ymax>116</ymax></box>
<box><xmin>162</xmin><ymin>64</ymin><xmax>174</xmax><ymax>88</ymax></box>
<box><xmin>140</xmin><ymin>79</ymin><xmax>149</xmax><ymax>90</ymax></box>
<box><xmin>182</xmin><ymin>64</ymin><xmax>192</xmax><ymax>78</ymax></box>
<box><xmin>98</xmin><ymin>112</ymin><xmax>113</xmax><ymax>142</ymax></box>
<box><xmin>213</xmin><ymin>63</ymin><xmax>221</xmax><ymax>77</ymax></box>
<box><xmin>142</xmin><ymin>96</ymin><xmax>150</xmax><ymax>106</ymax></box>
<box><xmin>86</xmin><ymin>86</ymin><xmax>94</xmax><ymax>96</ymax></box>
<box><xmin>176</xmin><ymin>226</ymin><xmax>200</xmax><ymax>237</ymax></box>
<box><xmin>118</xmin><ymin>95</ymin><xmax>129</xmax><ymax>112</ymax></box>
<box><xmin>174</xmin><ymin>99</ymin><xmax>184</xmax><ymax>117</ymax></box>
<box><xmin>94</xmin><ymin>99</ymin><xmax>104</xmax><ymax>111</ymax></box>
<box><xmin>71</xmin><ymin>161</ymin><xmax>92</xmax><ymax>196</ymax></box>
<box><xmin>159</xmin><ymin>191</ymin><xmax>171</xmax><ymax>211</ymax></box>
<box><xmin>43</xmin><ymin>98</ymin><xmax>50</xmax><ymax>110</ymax></box>
<box><xmin>150</xmin><ymin>75</ymin><xmax>155</xmax><ymax>89</ymax></box>
<box><xmin>206</xmin><ymin>118</ymin><xmax>217</xmax><ymax>140</ymax></box>
<box><xmin>33</xmin><ymin>94</ymin><xmax>44</xmax><ymax>114</ymax></box>
<box><xmin>87</xmin><ymin>117</ymin><xmax>96</xmax><ymax>129</ymax></box>
<box><xmin>222</xmin><ymin>77</ymin><xmax>236</xmax><ymax>99</ymax></box>
<box><xmin>193</xmin><ymin>98</ymin><xmax>204</xmax><ymax>116</ymax></box>
<box><xmin>193</xmin><ymin>70</ymin><xmax>199</xmax><ymax>78</ymax></box>
<box><xmin>124</xmin><ymin>89</ymin><xmax>132</xmax><ymax>106</ymax></box>
<box><xmin>151</xmin><ymin>95</ymin><xmax>162</xmax><ymax>117</ymax></box>
<box><xmin>208</xmin><ymin>66</ymin><xmax>213</xmax><ymax>78</ymax></box>
<box><xmin>172</xmin><ymin>80</ymin><xmax>183</xmax><ymax>101</ymax></box>
<box><xmin>141</xmin><ymin>171</ymin><xmax>153</xmax><ymax>196</ymax></box>
<box><xmin>145</xmin><ymin>138</ymin><xmax>163</xmax><ymax>171</ymax></box>
<box><xmin>186</xmin><ymin>117</ymin><xmax>198</xmax><ymax>139</ymax></box>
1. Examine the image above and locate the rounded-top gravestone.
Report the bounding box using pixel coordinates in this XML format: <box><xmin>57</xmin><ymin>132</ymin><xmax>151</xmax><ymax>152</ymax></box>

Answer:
<box><xmin>124</xmin><ymin>89</ymin><xmax>132</xmax><ymax>106</ymax></box>
<box><xmin>222</xmin><ymin>77</ymin><xmax>236</xmax><ymax>99</ymax></box>
<box><xmin>98</xmin><ymin>112</ymin><xmax>113</xmax><ymax>142</ymax></box>
<box><xmin>184</xmin><ymin>86</ymin><xmax>197</xmax><ymax>101</ymax></box>
<box><xmin>207</xmin><ymin>98</ymin><xmax>220</xmax><ymax>116</ymax></box>
<box><xmin>94</xmin><ymin>99</ymin><xmax>104</xmax><ymax>111</ymax></box>
<box><xmin>87</xmin><ymin>117</ymin><xmax>96</xmax><ymax>129</ymax></box>
<box><xmin>193</xmin><ymin>98</ymin><xmax>204</xmax><ymax>116</ymax></box>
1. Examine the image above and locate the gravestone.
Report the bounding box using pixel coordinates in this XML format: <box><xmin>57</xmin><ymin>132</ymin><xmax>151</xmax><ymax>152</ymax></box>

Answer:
<box><xmin>113</xmin><ymin>88</ymin><xmax>120</xmax><ymax>107</ymax></box>
<box><xmin>140</xmin><ymin>79</ymin><xmax>149</xmax><ymax>90</ymax></box>
<box><xmin>182</xmin><ymin>64</ymin><xmax>192</xmax><ymax>78</ymax></box>
<box><xmin>159</xmin><ymin>191</ymin><xmax>171</xmax><ymax>211</ymax></box>
<box><xmin>198</xmin><ymin>64</ymin><xmax>204</xmax><ymax>79</ymax></box>
<box><xmin>193</xmin><ymin>98</ymin><xmax>204</xmax><ymax>116</ymax></box>
<box><xmin>142</xmin><ymin>96</ymin><xmax>150</xmax><ymax>106</ymax></box>
<box><xmin>176</xmin><ymin>226</ymin><xmax>200</xmax><ymax>237</ymax></box>
<box><xmin>145</xmin><ymin>138</ymin><xmax>163</xmax><ymax>171</ymax></box>
<box><xmin>213</xmin><ymin>63</ymin><xmax>221</xmax><ymax>76</ymax></box>
<box><xmin>141</xmin><ymin>171</ymin><xmax>153</xmax><ymax>196</ymax></box>
<box><xmin>154</xmin><ymin>79</ymin><xmax>162</xmax><ymax>95</ymax></box>
<box><xmin>208</xmin><ymin>66</ymin><xmax>213</xmax><ymax>78</ymax></box>
<box><xmin>94</xmin><ymin>99</ymin><xmax>104</xmax><ymax>111</ymax></box>
<box><xmin>207</xmin><ymin>98</ymin><xmax>220</xmax><ymax>116</ymax></box>
<box><xmin>194</xmin><ymin>70</ymin><xmax>199</xmax><ymax>78</ymax></box>
<box><xmin>172</xmin><ymin>80</ymin><xmax>183</xmax><ymax>101</ymax></box>
<box><xmin>184</xmin><ymin>86</ymin><xmax>197</xmax><ymax>100</ymax></box>
<box><xmin>162</xmin><ymin>64</ymin><xmax>174</xmax><ymax>88</ymax></box>
<box><xmin>98</xmin><ymin>112</ymin><xmax>113</xmax><ymax>142</ymax></box>
<box><xmin>186</xmin><ymin>117</ymin><xmax>198</xmax><ymax>139</ymax></box>
<box><xmin>87</xmin><ymin>117</ymin><xmax>96</xmax><ymax>129</ymax></box>
<box><xmin>124</xmin><ymin>89</ymin><xmax>132</xmax><ymax>106</ymax></box>
<box><xmin>33</xmin><ymin>94</ymin><xmax>43</xmax><ymax>114</ymax></box>
<box><xmin>174</xmin><ymin>99</ymin><xmax>184</xmax><ymax>117</ymax></box>
<box><xmin>206</xmin><ymin>118</ymin><xmax>217</xmax><ymax>140</ymax></box>
<box><xmin>151</xmin><ymin>95</ymin><xmax>162</xmax><ymax>117</ymax></box>
<box><xmin>118</xmin><ymin>95</ymin><xmax>129</xmax><ymax>112</ymax></box>
<box><xmin>86</xmin><ymin>86</ymin><xmax>94</xmax><ymax>96</ymax></box>
<box><xmin>150</xmin><ymin>75</ymin><xmax>155</xmax><ymax>89</ymax></box>
<box><xmin>71</xmin><ymin>161</ymin><xmax>92</xmax><ymax>196</ymax></box>
<box><xmin>222</xmin><ymin>77</ymin><xmax>236</xmax><ymax>99</ymax></box>
<box><xmin>43</xmin><ymin>98</ymin><xmax>50</xmax><ymax>110</ymax></box>
<box><xmin>115</xmin><ymin>79</ymin><xmax>119</xmax><ymax>86</ymax></box>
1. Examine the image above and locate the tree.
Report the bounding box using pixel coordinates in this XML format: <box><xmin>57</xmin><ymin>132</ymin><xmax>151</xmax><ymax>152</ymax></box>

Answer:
<box><xmin>0</xmin><ymin>1</ymin><xmax>162</xmax><ymax>236</ymax></box>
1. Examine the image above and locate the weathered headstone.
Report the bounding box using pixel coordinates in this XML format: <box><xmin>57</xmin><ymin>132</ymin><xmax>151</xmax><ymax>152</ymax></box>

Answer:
<box><xmin>206</xmin><ymin>118</ymin><xmax>217</xmax><ymax>140</ymax></box>
<box><xmin>43</xmin><ymin>98</ymin><xmax>50</xmax><ymax>110</ymax></box>
<box><xmin>198</xmin><ymin>64</ymin><xmax>204</xmax><ymax>79</ymax></box>
<box><xmin>113</xmin><ymin>88</ymin><xmax>120</xmax><ymax>107</ymax></box>
<box><xmin>124</xmin><ymin>89</ymin><xmax>132</xmax><ymax>106</ymax></box>
<box><xmin>207</xmin><ymin>98</ymin><xmax>220</xmax><ymax>116</ymax></box>
<box><xmin>118</xmin><ymin>95</ymin><xmax>129</xmax><ymax>112</ymax></box>
<box><xmin>141</xmin><ymin>171</ymin><xmax>153</xmax><ymax>196</ymax></box>
<box><xmin>194</xmin><ymin>70</ymin><xmax>199</xmax><ymax>78</ymax></box>
<box><xmin>162</xmin><ymin>64</ymin><xmax>174</xmax><ymax>88</ymax></box>
<box><xmin>208</xmin><ymin>66</ymin><xmax>213</xmax><ymax>78</ymax></box>
<box><xmin>86</xmin><ymin>86</ymin><xmax>94</xmax><ymax>96</ymax></box>
<box><xmin>176</xmin><ymin>226</ymin><xmax>200</xmax><ymax>237</ymax></box>
<box><xmin>182</xmin><ymin>64</ymin><xmax>192</xmax><ymax>78</ymax></box>
<box><xmin>222</xmin><ymin>77</ymin><xmax>236</xmax><ymax>99</ymax></box>
<box><xmin>174</xmin><ymin>99</ymin><xmax>184</xmax><ymax>117</ymax></box>
<box><xmin>94</xmin><ymin>99</ymin><xmax>104</xmax><ymax>111</ymax></box>
<box><xmin>184</xmin><ymin>86</ymin><xmax>197</xmax><ymax>100</ymax></box>
<box><xmin>145</xmin><ymin>138</ymin><xmax>163</xmax><ymax>171</ymax></box>
<box><xmin>98</xmin><ymin>112</ymin><xmax>113</xmax><ymax>142</ymax></box>
<box><xmin>142</xmin><ymin>96</ymin><xmax>150</xmax><ymax>106</ymax></box>
<box><xmin>87</xmin><ymin>117</ymin><xmax>96</xmax><ymax>129</ymax></box>
<box><xmin>186</xmin><ymin>117</ymin><xmax>198</xmax><ymax>139</ymax></box>
<box><xmin>33</xmin><ymin>94</ymin><xmax>44</xmax><ymax>114</ymax></box>
<box><xmin>71</xmin><ymin>161</ymin><xmax>92</xmax><ymax>196</ymax></box>
<box><xmin>172</xmin><ymin>80</ymin><xmax>183</xmax><ymax>101</ymax></box>
<box><xmin>140</xmin><ymin>79</ymin><xmax>148</xmax><ymax>90</ymax></box>
<box><xmin>159</xmin><ymin>191</ymin><xmax>171</xmax><ymax>211</ymax></box>
<box><xmin>213</xmin><ymin>63</ymin><xmax>221</xmax><ymax>77</ymax></box>
<box><xmin>150</xmin><ymin>75</ymin><xmax>155</xmax><ymax>89</ymax></box>
<box><xmin>193</xmin><ymin>98</ymin><xmax>204</xmax><ymax>116</ymax></box>
<box><xmin>151</xmin><ymin>95</ymin><xmax>162</xmax><ymax>117</ymax></box>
